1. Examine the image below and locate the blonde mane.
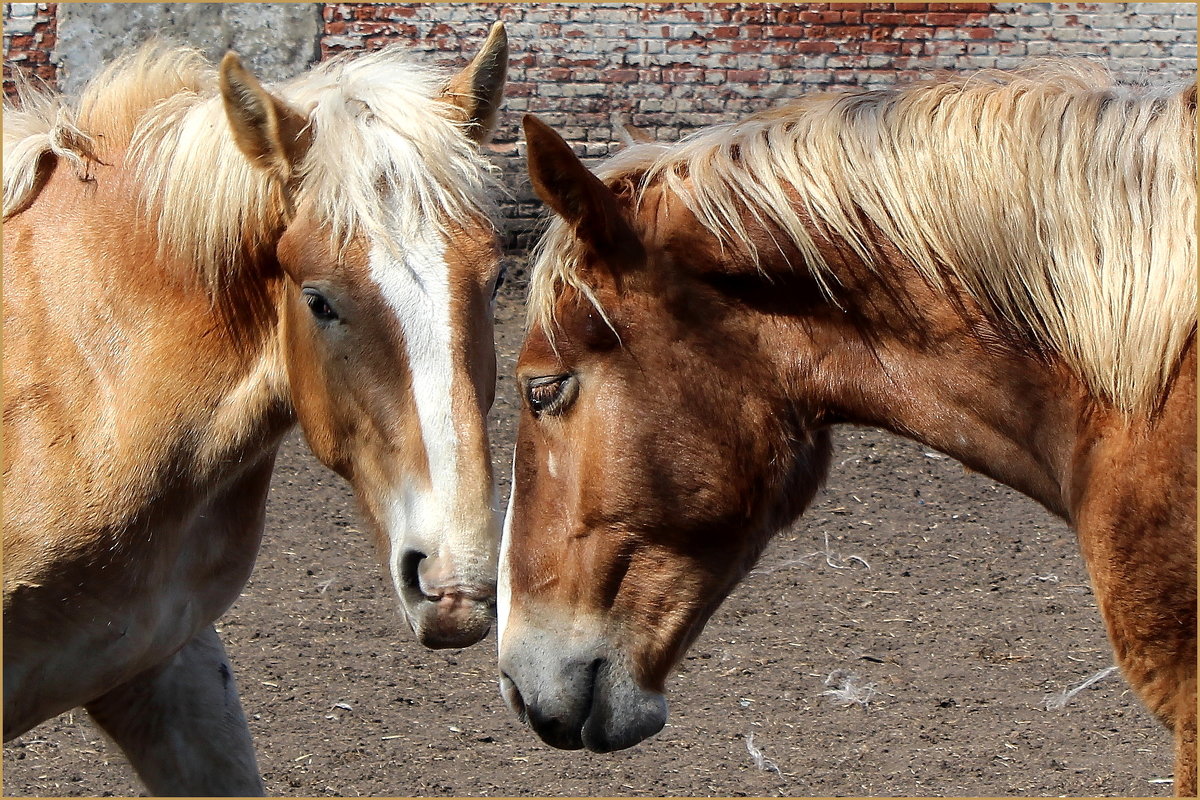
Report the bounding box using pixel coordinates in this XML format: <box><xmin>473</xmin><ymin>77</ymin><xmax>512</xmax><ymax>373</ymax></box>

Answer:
<box><xmin>3</xmin><ymin>42</ymin><xmax>498</xmax><ymax>288</ymax></box>
<box><xmin>529</xmin><ymin>62</ymin><xmax>1197</xmax><ymax>415</ymax></box>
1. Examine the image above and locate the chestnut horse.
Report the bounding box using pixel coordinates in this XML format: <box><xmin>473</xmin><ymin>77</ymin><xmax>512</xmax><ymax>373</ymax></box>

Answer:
<box><xmin>501</xmin><ymin>64</ymin><xmax>1196</xmax><ymax>794</ymax></box>
<box><xmin>4</xmin><ymin>27</ymin><xmax>506</xmax><ymax>796</ymax></box>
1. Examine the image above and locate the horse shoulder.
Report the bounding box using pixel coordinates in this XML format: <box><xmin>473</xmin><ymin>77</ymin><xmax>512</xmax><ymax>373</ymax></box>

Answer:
<box><xmin>1070</xmin><ymin>340</ymin><xmax>1196</xmax><ymax>530</ymax></box>
<box><xmin>1066</xmin><ymin>341</ymin><xmax>1195</xmax><ymax>728</ymax></box>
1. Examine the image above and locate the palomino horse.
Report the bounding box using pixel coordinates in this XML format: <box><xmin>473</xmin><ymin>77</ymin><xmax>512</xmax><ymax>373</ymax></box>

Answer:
<box><xmin>4</xmin><ymin>26</ymin><xmax>507</xmax><ymax>796</ymax></box>
<box><xmin>500</xmin><ymin>63</ymin><xmax>1196</xmax><ymax>794</ymax></box>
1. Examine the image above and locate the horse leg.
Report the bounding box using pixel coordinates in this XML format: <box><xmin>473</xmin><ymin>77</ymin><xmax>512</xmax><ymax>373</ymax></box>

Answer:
<box><xmin>1075</xmin><ymin>508</ymin><xmax>1196</xmax><ymax>796</ymax></box>
<box><xmin>1174</xmin><ymin>683</ymin><xmax>1197</xmax><ymax>797</ymax></box>
<box><xmin>1090</xmin><ymin>567</ymin><xmax>1196</xmax><ymax>797</ymax></box>
<box><xmin>83</xmin><ymin>625</ymin><xmax>265</xmax><ymax>796</ymax></box>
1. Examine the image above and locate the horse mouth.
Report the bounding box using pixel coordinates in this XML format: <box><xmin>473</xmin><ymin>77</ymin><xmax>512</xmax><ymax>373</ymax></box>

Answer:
<box><xmin>404</xmin><ymin>597</ymin><xmax>493</xmax><ymax>649</ymax></box>
<box><xmin>499</xmin><ymin>671</ymin><xmax>527</xmax><ymax>720</ymax></box>
<box><xmin>397</xmin><ymin>551</ymin><xmax>495</xmax><ymax>648</ymax></box>
<box><xmin>499</xmin><ymin>655</ymin><xmax>666</xmax><ymax>752</ymax></box>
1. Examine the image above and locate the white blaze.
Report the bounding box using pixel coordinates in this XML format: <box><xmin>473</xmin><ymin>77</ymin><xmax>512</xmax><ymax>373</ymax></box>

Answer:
<box><xmin>496</xmin><ymin>460</ymin><xmax>516</xmax><ymax>651</ymax></box>
<box><xmin>367</xmin><ymin>231</ymin><xmax>461</xmax><ymax>598</ymax></box>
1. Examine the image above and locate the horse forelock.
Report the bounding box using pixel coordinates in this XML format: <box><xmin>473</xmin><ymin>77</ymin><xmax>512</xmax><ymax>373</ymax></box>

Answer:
<box><xmin>2</xmin><ymin>42</ymin><xmax>499</xmax><ymax>291</ymax></box>
<box><xmin>527</xmin><ymin>61</ymin><xmax>1197</xmax><ymax>415</ymax></box>
<box><xmin>284</xmin><ymin>48</ymin><xmax>500</xmax><ymax>260</ymax></box>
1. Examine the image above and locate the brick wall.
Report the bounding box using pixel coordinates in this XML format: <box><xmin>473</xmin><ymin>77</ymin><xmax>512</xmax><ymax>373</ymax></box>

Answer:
<box><xmin>5</xmin><ymin>2</ymin><xmax>1196</xmax><ymax>241</ymax></box>
<box><xmin>3</xmin><ymin>2</ymin><xmax>56</xmax><ymax>97</ymax></box>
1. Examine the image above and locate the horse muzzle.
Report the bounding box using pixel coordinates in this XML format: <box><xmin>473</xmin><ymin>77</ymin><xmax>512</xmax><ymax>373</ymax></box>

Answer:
<box><xmin>399</xmin><ymin>549</ymin><xmax>495</xmax><ymax>649</ymax></box>
<box><xmin>498</xmin><ymin>633</ymin><xmax>668</xmax><ymax>752</ymax></box>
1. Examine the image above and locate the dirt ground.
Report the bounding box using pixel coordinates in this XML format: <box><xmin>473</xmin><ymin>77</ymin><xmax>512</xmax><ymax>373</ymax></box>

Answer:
<box><xmin>2</xmin><ymin>273</ymin><xmax>1175</xmax><ymax>797</ymax></box>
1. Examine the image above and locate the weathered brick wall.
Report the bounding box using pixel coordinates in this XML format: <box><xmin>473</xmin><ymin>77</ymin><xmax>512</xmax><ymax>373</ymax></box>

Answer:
<box><xmin>5</xmin><ymin>3</ymin><xmax>1196</xmax><ymax>240</ymax></box>
<box><xmin>3</xmin><ymin>2</ymin><xmax>57</xmax><ymax>97</ymax></box>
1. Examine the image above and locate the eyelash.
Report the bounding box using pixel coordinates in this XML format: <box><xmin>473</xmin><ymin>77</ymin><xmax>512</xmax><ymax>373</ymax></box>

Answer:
<box><xmin>526</xmin><ymin>374</ymin><xmax>576</xmax><ymax>417</ymax></box>
<box><xmin>302</xmin><ymin>287</ymin><xmax>339</xmax><ymax>323</ymax></box>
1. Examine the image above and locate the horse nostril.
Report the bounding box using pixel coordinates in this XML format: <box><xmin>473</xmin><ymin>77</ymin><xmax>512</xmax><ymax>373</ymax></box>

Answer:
<box><xmin>400</xmin><ymin>549</ymin><xmax>425</xmax><ymax>594</ymax></box>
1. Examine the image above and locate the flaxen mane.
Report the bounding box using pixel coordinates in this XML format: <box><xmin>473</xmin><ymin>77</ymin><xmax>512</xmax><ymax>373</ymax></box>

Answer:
<box><xmin>530</xmin><ymin>62</ymin><xmax>1197</xmax><ymax>415</ymax></box>
<box><xmin>3</xmin><ymin>42</ymin><xmax>498</xmax><ymax>289</ymax></box>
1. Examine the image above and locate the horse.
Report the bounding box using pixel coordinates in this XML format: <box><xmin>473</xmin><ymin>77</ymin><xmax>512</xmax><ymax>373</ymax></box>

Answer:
<box><xmin>498</xmin><ymin>62</ymin><xmax>1197</xmax><ymax>795</ymax></box>
<box><xmin>3</xmin><ymin>25</ymin><xmax>507</xmax><ymax>796</ymax></box>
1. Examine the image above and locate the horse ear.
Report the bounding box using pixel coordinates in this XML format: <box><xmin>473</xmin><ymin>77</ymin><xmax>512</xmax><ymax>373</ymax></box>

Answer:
<box><xmin>442</xmin><ymin>22</ymin><xmax>508</xmax><ymax>144</ymax></box>
<box><xmin>617</xmin><ymin>121</ymin><xmax>654</xmax><ymax>147</ymax></box>
<box><xmin>219</xmin><ymin>52</ymin><xmax>308</xmax><ymax>181</ymax></box>
<box><xmin>524</xmin><ymin>113</ymin><xmax>643</xmax><ymax>265</ymax></box>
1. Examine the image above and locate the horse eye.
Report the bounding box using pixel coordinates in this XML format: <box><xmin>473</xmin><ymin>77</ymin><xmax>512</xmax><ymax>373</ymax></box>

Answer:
<box><xmin>302</xmin><ymin>287</ymin><xmax>339</xmax><ymax>323</ymax></box>
<box><xmin>526</xmin><ymin>374</ymin><xmax>577</xmax><ymax>417</ymax></box>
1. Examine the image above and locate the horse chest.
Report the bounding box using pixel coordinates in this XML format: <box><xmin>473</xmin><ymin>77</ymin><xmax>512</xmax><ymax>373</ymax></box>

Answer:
<box><xmin>3</xmin><ymin>459</ymin><xmax>274</xmax><ymax>738</ymax></box>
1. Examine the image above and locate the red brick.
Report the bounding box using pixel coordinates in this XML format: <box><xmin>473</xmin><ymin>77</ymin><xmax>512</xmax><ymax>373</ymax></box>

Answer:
<box><xmin>350</xmin><ymin>20</ymin><xmax>394</xmax><ymax>34</ymax></box>
<box><xmin>727</xmin><ymin>69</ymin><xmax>768</xmax><ymax>82</ymax></box>
<box><xmin>792</xmin><ymin>40</ymin><xmax>839</xmax><ymax>54</ymax></box>
<box><xmin>663</xmin><ymin>68</ymin><xmax>704</xmax><ymax>83</ymax></box>
<box><xmin>732</xmin><ymin>39</ymin><xmax>767</xmax><ymax>53</ymax></box>
<box><xmin>555</xmin><ymin>57</ymin><xmax>601</xmax><ymax>69</ymax></box>
<box><xmin>862</xmin><ymin>41</ymin><xmax>901</xmax><ymax>54</ymax></box>
<box><xmin>599</xmin><ymin>69</ymin><xmax>638</xmax><ymax>83</ymax></box>
<box><xmin>730</xmin><ymin>8</ymin><xmax>769</xmax><ymax>23</ymax></box>
<box><xmin>831</xmin><ymin>26</ymin><xmax>871</xmax><ymax>39</ymax></box>
<box><xmin>926</xmin><ymin>40</ymin><xmax>966</xmax><ymax>55</ymax></box>
<box><xmin>926</xmin><ymin>13</ymin><xmax>970</xmax><ymax>25</ymax></box>
<box><xmin>797</xmin><ymin>11</ymin><xmax>844</xmax><ymax>23</ymax></box>
<box><xmin>864</xmin><ymin>13</ymin><xmax>907</xmax><ymax>24</ymax></box>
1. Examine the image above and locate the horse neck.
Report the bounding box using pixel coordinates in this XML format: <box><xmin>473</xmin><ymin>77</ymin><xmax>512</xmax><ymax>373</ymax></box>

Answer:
<box><xmin>194</xmin><ymin>279</ymin><xmax>295</xmax><ymax>476</ymax></box>
<box><xmin>641</xmin><ymin>177</ymin><xmax>1085</xmax><ymax>515</ymax></box>
<box><xmin>764</xmin><ymin>238</ymin><xmax>1087</xmax><ymax>518</ymax></box>
<box><xmin>90</xmin><ymin>155</ymin><xmax>295</xmax><ymax>483</ymax></box>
